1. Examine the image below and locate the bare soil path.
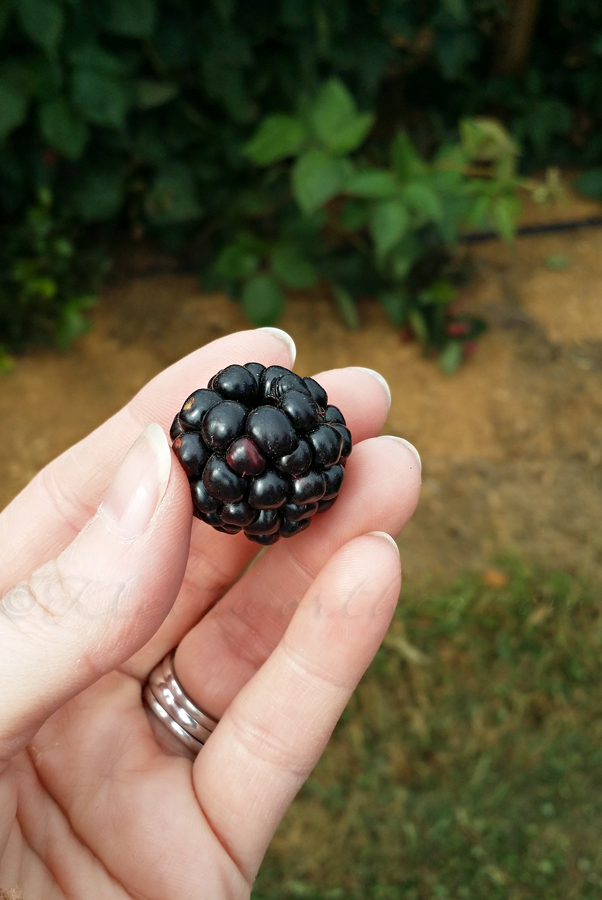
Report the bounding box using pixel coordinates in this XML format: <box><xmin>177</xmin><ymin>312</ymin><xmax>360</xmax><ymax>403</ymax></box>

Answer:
<box><xmin>2</xmin><ymin>193</ymin><xmax>602</xmax><ymax>583</ymax></box>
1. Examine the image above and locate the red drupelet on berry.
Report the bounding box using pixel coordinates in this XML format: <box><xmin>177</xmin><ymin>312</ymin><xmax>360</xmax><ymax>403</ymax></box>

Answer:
<box><xmin>171</xmin><ymin>363</ymin><xmax>352</xmax><ymax>544</ymax></box>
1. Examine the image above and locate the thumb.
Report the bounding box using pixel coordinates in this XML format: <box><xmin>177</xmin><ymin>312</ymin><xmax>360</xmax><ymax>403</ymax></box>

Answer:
<box><xmin>0</xmin><ymin>423</ymin><xmax>190</xmax><ymax>760</ymax></box>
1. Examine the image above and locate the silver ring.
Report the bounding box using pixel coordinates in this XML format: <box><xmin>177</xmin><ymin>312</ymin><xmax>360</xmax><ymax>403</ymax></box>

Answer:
<box><xmin>162</xmin><ymin>650</ymin><xmax>219</xmax><ymax>733</ymax></box>
<box><xmin>149</xmin><ymin>668</ymin><xmax>214</xmax><ymax>744</ymax></box>
<box><xmin>143</xmin><ymin>649</ymin><xmax>219</xmax><ymax>755</ymax></box>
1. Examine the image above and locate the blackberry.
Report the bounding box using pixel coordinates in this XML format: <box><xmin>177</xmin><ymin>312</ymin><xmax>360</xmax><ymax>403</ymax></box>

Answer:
<box><xmin>291</xmin><ymin>469</ymin><xmax>326</xmax><ymax>504</ymax></box>
<box><xmin>172</xmin><ymin>432</ymin><xmax>210</xmax><ymax>479</ymax></box>
<box><xmin>201</xmin><ymin>401</ymin><xmax>247</xmax><ymax>450</ymax></box>
<box><xmin>246</xmin><ymin>406</ymin><xmax>298</xmax><ymax>458</ymax></box>
<box><xmin>202</xmin><ymin>455</ymin><xmax>246</xmax><ymax>502</ymax></box>
<box><xmin>274</xmin><ymin>439</ymin><xmax>312</xmax><ymax>476</ymax></box>
<box><xmin>226</xmin><ymin>437</ymin><xmax>266</xmax><ymax>476</ymax></box>
<box><xmin>248</xmin><ymin>468</ymin><xmax>289</xmax><ymax>509</ymax></box>
<box><xmin>209</xmin><ymin>365</ymin><xmax>257</xmax><ymax>404</ymax></box>
<box><xmin>308</xmin><ymin>425</ymin><xmax>343</xmax><ymax>468</ymax></box>
<box><xmin>278</xmin><ymin>391</ymin><xmax>319</xmax><ymax>431</ymax></box>
<box><xmin>171</xmin><ymin>362</ymin><xmax>352</xmax><ymax>543</ymax></box>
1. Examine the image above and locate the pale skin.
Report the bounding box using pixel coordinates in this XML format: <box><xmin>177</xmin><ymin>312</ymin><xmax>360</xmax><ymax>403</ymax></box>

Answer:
<box><xmin>0</xmin><ymin>329</ymin><xmax>421</xmax><ymax>899</ymax></box>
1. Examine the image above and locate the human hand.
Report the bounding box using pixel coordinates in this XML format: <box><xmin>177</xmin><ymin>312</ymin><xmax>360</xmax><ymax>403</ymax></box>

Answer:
<box><xmin>0</xmin><ymin>328</ymin><xmax>421</xmax><ymax>899</ymax></box>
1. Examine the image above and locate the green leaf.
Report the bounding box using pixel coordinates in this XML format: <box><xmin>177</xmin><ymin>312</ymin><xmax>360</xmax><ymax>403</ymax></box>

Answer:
<box><xmin>292</xmin><ymin>149</ymin><xmax>345</xmax><ymax>214</ymax></box>
<box><xmin>402</xmin><ymin>182</ymin><xmax>444</xmax><ymax>222</ymax></box>
<box><xmin>310</xmin><ymin>78</ymin><xmax>353</xmax><ymax>138</ymax></box>
<box><xmin>0</xmin><ymin>82</ymin><xmax>28</xmax><ymax>142</ymax></box>
<box><xmin>575</xmin><ymin>168</ymin><xmax>602</xmax><ymax>200</ymax></box>
<box><xmin>244</xmin><ymin>115</ymin><xmax>307</xmax><ymax>165</ymax></box>
<box><xmin>388</xmin><ymin>241</ymin><xmax>417</xmax><ymax>281</ymax></box>
<box><xmin>408</xmin><ymin>309</ymin><xmax>428</xmax><ymax>344</ymax></box>
<box><xmin>72</xmin><ymin>168</ymin><xmax>124</xmax><ymax>221</ymax></box>
<box><xmin>439</xmin><ymin>340</ymin><xmax>464</xmax><ymax>375</ymax></box>
<box><xmin>326</xmin><ymin>112</ymin><xmax>374</xmax><ymax>156</ymax></box>
<box><xmin>241</xmin><ymin>274</ymin><xmax>285</xmax><ymax>326</ymax></box>
<box><xmin>332</xmin><ymin>283</ymin><xmax>360</xmax><ymax>330</ymax></box>
<box><xmin>310</xmin><ymin>78</ymin><xmax>374</xmax><ymax>154</ymax></box>
<box><xmin>39</xmin><ymin>97</ymin><xmax>88</xmax><ymax>160</ymax></box>
<box><xmin>23</xmin><ymin>276</ymin><xmax>56</xmax><ymax>298</ymax></box>
<box><xmin>467</xmin><ymin>194</ymin><xmax>490</xmax><ymax>228</ymax></box>
<box><xmin>271</xmin><ymin>243</ymin><xmax>317</xmax><ymax>289</ymax></box>
<box><xmin>214</xmin><ymin>240</ymin><xmax>261</xmax><ymax>280</ymax></box>
<box><xmin>55</xmin><ymin>297</ymin><xmax>96</xmax><ymax>351</ymax></box>
<box><xmin>72</xmin><ymin>69</ymin><xmax>130</xmax><ymax>129</ymax></box>
<box><xmin>144</xmin><ymin>163</ymin><xmax>203</xmax><ymax>225</ymax></box>
<box><xmin>345</xmin><ymin>168</ymin><xmax>397</xmax><ymax>198</ymax></box>
<box><xmin>436</xmin><ymin>194</ymin><xmax>470</xmax><ymax>243</ymax></box>
<box><xmin>133</xmin><ymin>80</ymin><xmax>179</xmax><ymax>109</ymax></box>
<box><xmin>491</xmin><ymin>195</ymin><xmax>520</xmax><ymax>243</ymax></box>
<box><xmin>104</xmin><ymin>0</ymin><xmax>157</xmax><ymax>37</ymax></box>
<box><xmin>370</xmin><ymin>198</ymin><xmax>410</xmax><ymax>257</ymax></box>
<box><xmin>68</xmin><ymin>46</ymin><xmax>124</xmax><ymax>75</ymax></box>
<box><xmin>379</xmin><ymin>290</ymin><xmax>408</xmax><ymax>327</ymax></box>
<box><xmin>422</xmin><ymin>280</ymin><xmax>457</xmax><ymax>305</ymax></box>
<box><xmin>390</xmin><ymin>133</ymin><xmax>426</xmax><ymax>181</ymax></box>
<box><xmin>16</xmin><ymin>0</ymin><xmax>63</xmax><ymax>54</ymax></box>
<box><xmin>460</xmin><ymin>117</ymin><xmax>518</xmax><ymax>163</ymax></box>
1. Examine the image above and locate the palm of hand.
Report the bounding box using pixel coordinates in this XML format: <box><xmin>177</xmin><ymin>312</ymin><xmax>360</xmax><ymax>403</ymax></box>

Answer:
<box><xmin>0</xmin><ymin>331</ymin><xmax>420</xmax><ymax>899</ymax></box>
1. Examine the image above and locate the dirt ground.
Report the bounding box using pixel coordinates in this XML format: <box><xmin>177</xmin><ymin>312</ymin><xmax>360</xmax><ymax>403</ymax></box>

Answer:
<box><xmin>1</xmin><ymin>191</ymin><xmax>602</xmax><ymax>584</ymax></box>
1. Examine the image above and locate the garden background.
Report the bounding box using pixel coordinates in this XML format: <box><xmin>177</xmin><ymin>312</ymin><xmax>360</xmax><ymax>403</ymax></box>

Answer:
<box><xmin>2</xmin><ymin>0</ymin><xmax>602</xmax><ymax>897</ymax></box>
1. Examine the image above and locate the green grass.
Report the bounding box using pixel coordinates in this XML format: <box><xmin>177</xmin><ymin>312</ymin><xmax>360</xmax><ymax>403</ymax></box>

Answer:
<box><xmin>252</xmin><ymin>560</ymin><xmax>602</xmax><ymax>900</ymax></box>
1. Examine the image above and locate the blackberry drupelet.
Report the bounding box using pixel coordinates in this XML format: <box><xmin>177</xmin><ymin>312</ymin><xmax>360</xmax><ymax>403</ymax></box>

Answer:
<box><xmin>171</xmin><ymin>362</ymin><xmax>352</xmax><ymax>544</ymax></box>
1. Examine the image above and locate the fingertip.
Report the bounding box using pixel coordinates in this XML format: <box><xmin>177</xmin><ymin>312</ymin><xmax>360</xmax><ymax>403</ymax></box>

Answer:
<box><xmin>366</xmin><ymin>531</ymin><xmax>400</xmax><ymax>554</ymax></box>
<box><xmin>256</xmin><ymin>327</ymin><xmax>296</xmax><ymax>366</ymax></box>
<box><xmin>349</xmin><ymin>367</ymin><xmax>391</xmax><ymax>412</ymax></box>
<box><xmin>312</xmin><ymin>367</ymin><xmax>392</xmax><ymax>443</ymax></box>
<box><xmin>385</xmin><ymin>436</ymin><xmax>422</xmax><ymax>473</ymax></box>
<box><xmin>381</xmin><ymin>435</ymin><xmax>422</xmax><ymax>491</ymax></box>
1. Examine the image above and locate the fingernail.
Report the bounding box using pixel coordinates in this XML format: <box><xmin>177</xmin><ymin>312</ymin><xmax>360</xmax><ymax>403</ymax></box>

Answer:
<box><xmin>101</xmin><ymin>423</ymin><xmax>171</xmax><ymax>539</ymax></box>
<box><xmin>349</xmin><ymin>367</ymin><xmax>391</xmax><ymax>411</ymax></box>
<box><xmin>383</xmin><ymin>436</ymin><xmax>422</xmax><ymax>473</ymax></box>
<box><xmin>367</xmin><ymin>531</ymin><xmax>400</xmax><ymax>554</ymax></box>
<box><xmin>257</xmin><ymin>327</ymin><xmax>296</xmax><ymax>365</ymax></box>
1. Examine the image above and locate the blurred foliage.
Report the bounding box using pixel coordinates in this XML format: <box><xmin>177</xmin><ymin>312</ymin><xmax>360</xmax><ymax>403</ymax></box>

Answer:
<box><xmin>0</xmin><ymin>0</ymin><xmax>600</xmax><ymax>361</ymax></box>
<box><xmin>0</xmin><ymin>188</ymin><xmax>109</xmax><ymax>366</ymax></box>
<box><xmin>207</xmin><ymin>90</ymin><xmax>536</xmax><ymax>373</ymax></box>
<box><xmin>253</xmin><ymin>560</ymin><xmax>602</xmax><ymax>899</ymax></box>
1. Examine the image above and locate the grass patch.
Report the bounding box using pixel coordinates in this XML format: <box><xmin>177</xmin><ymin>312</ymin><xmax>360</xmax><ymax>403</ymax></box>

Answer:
<box><xmin>253</xmin><ymin>560</ymin><xmax>602</xmax><ymax>900</ymax></box>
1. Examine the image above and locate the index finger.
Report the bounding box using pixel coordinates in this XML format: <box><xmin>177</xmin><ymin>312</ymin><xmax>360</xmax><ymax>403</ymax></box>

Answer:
<box><xmin>0</xmin><ymin>328</ymin><xmax>295</xmax><ymax>594</ymax></box>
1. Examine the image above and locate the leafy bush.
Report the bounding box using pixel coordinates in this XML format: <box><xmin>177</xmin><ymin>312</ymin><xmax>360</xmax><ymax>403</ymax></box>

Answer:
<box><xmin>205</xmin><ymin>85</ymin><xmax>535</xmax><ymax>372</ymax></box>
<box><xmin>0</xmin><ymin>188</ymin><xmax>109</xmax><ymax>366</ymax></box>
<box><xmin>0</xmin><ymin>0</ymin><xmax>599</xmax><ymax>361</ymax></box>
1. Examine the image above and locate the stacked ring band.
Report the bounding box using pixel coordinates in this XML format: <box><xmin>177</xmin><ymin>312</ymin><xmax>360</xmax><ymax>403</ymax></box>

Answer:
<box><xmin>143</xmin><ymin>649</ymin><xmax>219</xmax><ymax>754</ymax></box>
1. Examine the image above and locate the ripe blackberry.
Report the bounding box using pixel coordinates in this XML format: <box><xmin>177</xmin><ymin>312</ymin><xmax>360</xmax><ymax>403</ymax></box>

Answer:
<box><xmin>172</xmin><ymin>362</ymin><xmax>352</xmax><ymax>543</ymax></box>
